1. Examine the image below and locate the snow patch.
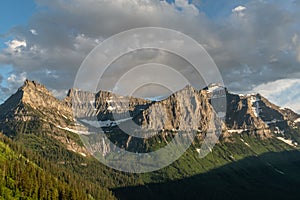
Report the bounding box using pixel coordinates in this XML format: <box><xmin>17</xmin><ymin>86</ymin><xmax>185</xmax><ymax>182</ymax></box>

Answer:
<box><xmin>294</xmin><ymin>118</ymin><xmax>300</xmax><ymax>123</ymax></box>
<box><xmin>80</xmin><ymin>153</ymin><xmax>87</xmax><ymax>157</ymax></box>
<box><xmin>240</xmin><ymin>138</ymin><xmax>250</xmax><ymax>147</ymax></box>
<box><xmin>80</xmin><ymin>117</ymin><xmax>133</xmax><ymax>128</ymax></box>
<box><xmin>250</xmin><ymin>95</ymin><xmax>261</xmax><ymax>117</ymax></box>
<box><xmin>274</xmin><ymin>127</ymin><xmax>284</xmax><ymax>134</ymax></box>
<box><xmin>265</xmin><ymin>119</ymin><xmax>284</xmax><ymax>125</ymax></box>
<box><xmin>57</xmin><ymin>126</ymin><xmax>90</xmax><ymax>135</ymax></box>
<box><xmin>62</xmin><ymin>114</ymin><xmax>68</xmax><ymax>119</ymax></box>
<box><xmin>276</xmin><ymin>137</ymin><xmax>297</xmax><ymax>147</ymax></box>
<box><xmin>107</xmin><ymin>106</ymin><xmax>116</xmax><ymax>111</ymax></box>
<box><xmin>228</xmin><ymin>129</ymin><xmax>245</xmax><ymax>134</ymax></box>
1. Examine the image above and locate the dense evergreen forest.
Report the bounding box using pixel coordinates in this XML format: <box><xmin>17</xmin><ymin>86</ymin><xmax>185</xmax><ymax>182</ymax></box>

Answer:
<box><xmin>0</xmin><ymin>133</ymin><xmax>115</xmax><ymax>200</ymax></box>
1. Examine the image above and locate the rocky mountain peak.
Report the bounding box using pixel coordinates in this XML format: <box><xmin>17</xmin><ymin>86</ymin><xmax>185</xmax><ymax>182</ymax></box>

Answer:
<box><xmin>20</xmin><ymin>80</ymin><xmax>55</xmax><ymax>104</ymax></box>
<box><xmin>22</xmin><ymin>79</ymin><xmax>47</xmax><ymax>90</ymax></box>
<box><xmin>0</xmin><ymin>80</ymin><xmax>73</xmax><ymax>126</ymax></box>
<box><xmin>1</xmin><ymin>80</ymin><xmax>299</xmax><ymax>141</ymax></box>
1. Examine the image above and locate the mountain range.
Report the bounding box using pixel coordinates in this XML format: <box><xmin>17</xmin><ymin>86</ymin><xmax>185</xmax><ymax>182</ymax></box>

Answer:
<box><xmin>1</xmin><ymin>79</ymin><xmax>300</xmax><ymax>199</ymax></box>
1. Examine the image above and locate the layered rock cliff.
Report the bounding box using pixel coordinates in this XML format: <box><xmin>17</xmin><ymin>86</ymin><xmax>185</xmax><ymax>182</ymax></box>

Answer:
<box><xmin>0</xmin><ymin>80</ymin><xmax>87</xmax><ymax>155</ymax></box>
<box><xmin>0</xmin><ymin>80</ymin><xmax>299</xmax><ymax>157</ymax></box>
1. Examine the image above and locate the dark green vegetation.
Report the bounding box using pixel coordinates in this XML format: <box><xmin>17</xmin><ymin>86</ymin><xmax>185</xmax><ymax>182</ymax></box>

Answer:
<box><xmin>1</xmin><ymin>80</ymin><xmax>300</xmax><ymax>199</ymax></box>
<box><xmin>114</xmin><ymin>132</ymin><xmax>300</xmax><ymax>200</ymax></box>
<box><xmin>0</xmin><ymin>134</ymin><xmax>115</xmax><ymax>200</ymax></box>
<box><xmin>2</xmin><ymin>123</ymin><xmax>300</xmax><ymax>200</ymax></box>
<box><xmin>114</xmin><ymin>150</ymin><xmax>300</xmax><ymax>200</ymax></box>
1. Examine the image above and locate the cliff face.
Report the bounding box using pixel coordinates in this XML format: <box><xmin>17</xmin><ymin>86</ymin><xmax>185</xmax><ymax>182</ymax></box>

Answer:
<box><xmin>0</xmin><ymin>80</ymin><xmax>73</xmax><ymax>125</ymax></box>
<box><xmin>3</xmin><ymin>80</ymin><xmax>299</xmax><ymax>137</ymax></box>
<box><xmin>65</xmin><ymin>89</ymin><xmax>97</xmax><ymax>118</ymax></box>
<box><xmin>225</xmin><ymin>93</ymin><xmax>271</xmax><ymax>137</ymax></box>
<box><xmin>66</xmin><ymin>88</ymin><xmax>152</xmax><ymax>120</ymax></box>
<box><xmin>0</xmin><ymin>80</ymin><xmax>87</xmax><ymax>155</ymax></box>
<box><xmin>1</xmin><ymin>80</ymin><xmax>299</xmax><ymax>157</ymax></box>
<box><xmin>134</xmin><ymin>85</ymin><xmax>213</xmax><ymax>132</ymax></box>
<box><xmin>225</xmin><ymin>92</ymin><xmax>299</xmax><ymax>137</ymax></box>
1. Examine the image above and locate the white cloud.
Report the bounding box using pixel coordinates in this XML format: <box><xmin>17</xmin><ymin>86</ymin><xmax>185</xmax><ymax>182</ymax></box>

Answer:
<box><xmin>232</xmin><ymin>5</ymin><xmax>247</xmax><ymax>17</ymax></box>
<box><xmin>5</xmin><ymin>40</ymin><xmax>27</xmax><ymax>53</ymax></box>
<box><xmin>232</xmin><ymin>5</ymin><xmax>247</xmax><ymax>13</ymax></box>
<box><xmin>252</xmin><ymin>78</ymin><xmax>300</xmax><ymax>113</ymax></box>
<box><xmin>51</xmin><ymin>89</ymin><xmax>68</xmax><ymax>99</ymax></box>
<box><xmin>1</xmin><ymin>0</ymin><xmax>300</xmax><ymax>103</ymax></box>
<box><xmin>7</xmin><ymin>72</ymin><xmax>27</xmax><ymax>90</ymax></box>
<box><xmin>7</xmin><ymin>72</ymin><xmax>27</xmax><ymax>84</ymax></box>
<box><xmin>30</xmin><ymin>29</ymin><xmax>38</xmax><ymax>35</ymax></box>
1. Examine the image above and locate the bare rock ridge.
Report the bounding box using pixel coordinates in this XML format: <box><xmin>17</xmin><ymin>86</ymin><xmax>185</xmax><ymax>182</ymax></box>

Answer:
<box><xmin>0</xmin><ymin>79</ymin><xmax>299</xmax><ymax>147</ymax></box>
<box><xmin>134</xmin><ymin>85</ymin><xmax>214</xmax><ymax>132</ymax></box>
<box><xmin>0</xmin><ymin>79</ymin><xmax>72</xmax><ymax>125</ymax></box>
<box><xmin>226</xmin><ymin>92</ymin><xmax>299</xmax><ymax>137</ymax></box>
<box><xmin>66</xmin><ymin>88</ymin><xmax>152</xmax><ymax>120</ymax></box>
<box><xmin>0</xmin><ymin>80</ymin><xmax>87</xmax><ymax>155</ymax></box>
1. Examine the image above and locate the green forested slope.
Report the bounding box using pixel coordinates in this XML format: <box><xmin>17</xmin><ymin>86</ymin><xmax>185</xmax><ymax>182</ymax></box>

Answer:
<box><xmin>0</xmin><ymin>134</ymin><xmax>115</xmax><ymax>200</ymax></box>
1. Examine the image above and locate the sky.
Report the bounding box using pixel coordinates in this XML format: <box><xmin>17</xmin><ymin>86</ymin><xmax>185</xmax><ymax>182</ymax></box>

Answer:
<box><xmin>0</xmin><ymin>0</ymin><xmax>300</xmax><ymax>112</ymax></box>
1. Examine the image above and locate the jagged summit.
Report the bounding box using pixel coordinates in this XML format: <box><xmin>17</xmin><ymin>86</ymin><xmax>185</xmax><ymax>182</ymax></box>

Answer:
<box><xmin>0</xmin><ymin>79</ymin><xmax>300</xmax><ymax>162</ymax></box>
<box><xmin>0</xmin><ymin>79</ymin><xmax>72</xmax><ymax>125</ymax></box>
<box><xmin>23</xmin><ymin>79</ymin><xmax>46</xmax><ymax>89</ymax></box>
<box><xmin>67</xmin><ymin>84</ymin><xmax>198</xmax><ymax>104</ymax></box>
<box><xmin>0</xmin><ymin>79</ymin><xmax>299</xmax><ymax>140</ymax></box>
<box><xmin>0</xmin><ymin>79</ymin><xmax>55</xmax><ymax>107</ymax></box>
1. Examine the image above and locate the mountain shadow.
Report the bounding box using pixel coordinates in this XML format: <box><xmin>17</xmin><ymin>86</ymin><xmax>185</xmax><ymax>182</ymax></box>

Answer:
<box><xmin>113</xmin><ymin>150</ymin><xmax>300</xmax><ymax>200</ymax></box>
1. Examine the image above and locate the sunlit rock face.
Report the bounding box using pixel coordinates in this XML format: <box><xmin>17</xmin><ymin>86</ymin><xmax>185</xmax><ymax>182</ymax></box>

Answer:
<box><xmin>1</xmin><ymin>79</ymin><xmax>299</xmax><ymax>157</ymax></box>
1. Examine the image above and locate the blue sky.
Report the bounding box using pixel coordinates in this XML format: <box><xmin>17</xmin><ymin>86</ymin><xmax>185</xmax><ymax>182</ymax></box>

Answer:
<box><xmin>0</xmin><ymin>0</ymin><xmax>300</xmax><ymax>112</ymax></box>
<box><xmin>0</xmin><ymin>0</ymin><xmax>36</xmax><ymax>30</ymax></box>
<box><xmin>0</xmin><ymin>0</ymin><xmax>36</xmax><ymax>92</ymax></box>
<box><xmin>0</xmin><ymin>0</ymin><xmax>36</xmax><ymax>44</ymax></box>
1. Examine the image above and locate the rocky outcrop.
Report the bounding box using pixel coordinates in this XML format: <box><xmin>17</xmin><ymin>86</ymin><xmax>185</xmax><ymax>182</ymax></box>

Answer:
<box><xmin>225</xmin><ymin>93</ymin><xmax>271</xmax><ymax>137</ymax></box>
<box><xmin>225</xmin><ymin>92</ymin><xmax>300</xmax><ymax>138</ymax></box>
<box><xmin>134</xmin><ymin>85</ymin><xmax>213</xmax><ymax>132</ymax></box>
<box><xmin>66</xmin><ymin>88</ymin><xmax>152</xmax><ymax>121</ymax></box>
<box><xmin>0</xmin><ymin>80</ymin><xmax>86</xmax><ymax>155</ymax></box>
<box><xmin>65</xmin><ymin>89</ymin><xmax>97</xmax><ymax>118</ymax></box>
<box><xmin>1</xmin><ymin>79</ymin><xmax>299</xmax><ymax>156</ymax></box>
<box><xmin>0</xmin><ymin>80</ymin><xmax>73</xmax><ymax>125</ymax></box>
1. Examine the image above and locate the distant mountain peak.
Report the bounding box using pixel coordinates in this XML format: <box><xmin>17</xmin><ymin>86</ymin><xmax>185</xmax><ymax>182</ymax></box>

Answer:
<box><xmin>0</xmin><ymin>79</ymin><xmax>73</xmax><ymax>126</ymax></box>
<box><xmin>1</xmin><ymin>79</ymin><xmax>299</xmax><ymax>140</ymax></box>
<box><xmin>22</xmin><ymin>79</ymin><xmax>47</xmax><ymax>91</ymax></box>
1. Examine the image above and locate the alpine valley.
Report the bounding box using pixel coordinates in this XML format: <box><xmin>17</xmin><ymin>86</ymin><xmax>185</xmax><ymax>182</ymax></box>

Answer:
<box><xmin>1</xmin><ymin>79</ymin><xmax>300</xmax><ymax>200</ymax></box>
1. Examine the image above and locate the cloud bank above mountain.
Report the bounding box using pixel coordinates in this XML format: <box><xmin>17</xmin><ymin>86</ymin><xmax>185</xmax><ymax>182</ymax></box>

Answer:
<box><xmin>0</xmin><ymin>0</ymin><xmax>300</xmax><ymax>111</ymax></box>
